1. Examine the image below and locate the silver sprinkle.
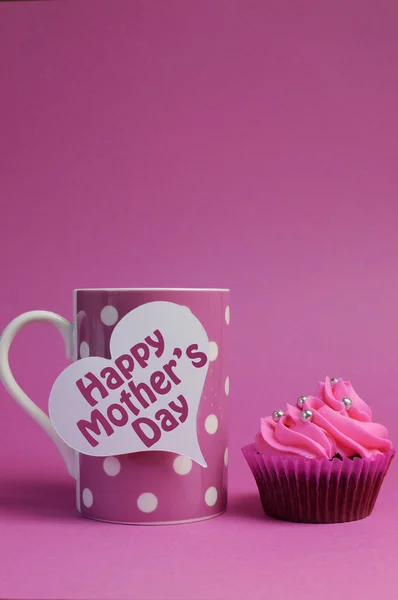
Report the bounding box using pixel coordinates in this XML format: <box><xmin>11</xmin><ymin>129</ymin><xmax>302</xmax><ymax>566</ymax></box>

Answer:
<box><xmin>297</xmin><ymin>395</ymin><xmax>308</xmax><ymax>408</ymax></box>
<box><xmin>300</xmin><ymin>409</ymin><xmax>313</xmax><ymax>422</ymax></box>
<box><xmin>341</xmin><ymin>397</ymin><xmax>352</xmax><ymax>409</ymax></box>
<box><xmin>330</xmin><ymin>377</ymin><xmax>339</xmax><ymax>385</ymax></box>
<box><xmin>272</xmin><ymin>409</ymin><xmax>284</xmax><ymax>422</ymax></box>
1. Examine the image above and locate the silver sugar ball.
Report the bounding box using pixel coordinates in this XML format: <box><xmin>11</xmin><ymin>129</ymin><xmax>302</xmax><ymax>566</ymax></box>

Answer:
<box><xmin>272</xmin><ymin>410</ymin><xmax>284</xmax><ymax>422</ymax></box>
<box><xmin>297</xmin><ymin>395</ymin><xmax>308</xmax><ymax>408</ymax></box>
<box><xmin>341</xmin><ymin>397</ymin><xmax>352</xmax><ymax>409</ymax></box>
<box><xmin>300</xmin><ymin>409</ymin><xmax>313</xmax><ymax>422</ymax></box>
<box><xmin>330</xmin><ymin>377</ymin><xmax>339</xmax><ymax>385</ymax></box>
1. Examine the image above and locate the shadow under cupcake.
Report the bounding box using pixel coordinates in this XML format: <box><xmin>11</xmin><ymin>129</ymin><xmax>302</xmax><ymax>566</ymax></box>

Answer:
<box><xmin>242</xmin><ymin>377</ymin><xmax>395</xmax><ymax>524</ymax></box>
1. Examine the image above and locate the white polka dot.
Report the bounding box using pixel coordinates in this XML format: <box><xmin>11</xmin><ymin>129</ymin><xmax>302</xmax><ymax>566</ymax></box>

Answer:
<box><xmin>137</xmin><ymin>492</ymin><xmax>158</xmax><ymax>513</ymax></box>
<box><xmin>225</xmin><ymin>376</ymin><xmax>230</xmax><ymax>396</ymax></box>
<box><xmin>173</xmin><ymin>455</ymin><xmax>193</xmax><ymax>475</ymax></box>
<box><xmin>225</xmin><ymin>305</ymin><xmax>230</xmax><ymax>324</ymax></box>
<box><xmin>224</xmin><ymin>448</ymin><xmax>229</xmax><ymax>466</ymax></box>
<box><xmin>103</xmin><ymin>456</ymin><xmax>121</xmax><ymax>476</ymax></box>
<box><xmin>100</xmin><ymin>305</ymin><xmax>119</xmax><ymax>326</ymax></box>
<box><xmin>80</xmin><ymin>341</ymin><xmax>90</xmax><ymax>358</ymax></box>
<box><xmin>205</xmin><ymin>486</ymin><xmax>218</xmax><ymax>506</ymax></box>
<box><xmin>76</xmin><ymin>310</ymin><xmax>86</xmax><ymax>326</ymax></box>
<box><xmin>205</xmin><ymin>414</ymin><xmax>218</xmax><ymax>434</ymax></box>
<box><xmin>209</xmin><ymin>341</ymin><xmax>218</xmax><ymax>361</ymax></box>
<box><xmin>82</xmin><ymin>488</ymin><xmax>93</xmax><ymax>508</ymax></box>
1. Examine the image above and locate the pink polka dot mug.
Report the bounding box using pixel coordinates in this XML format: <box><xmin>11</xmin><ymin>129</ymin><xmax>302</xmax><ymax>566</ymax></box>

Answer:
<box><xmin>0</xmin><ymin>288</ymin><xmax>230</xmax><ymax>524</ymax></box>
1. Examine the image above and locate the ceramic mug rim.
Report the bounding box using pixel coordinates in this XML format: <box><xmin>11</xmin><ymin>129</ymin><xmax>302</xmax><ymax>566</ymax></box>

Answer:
<box><xmin>74</xmin><ymin>288</ymin><xmax>230</xmax><ymax>292</ymax></box>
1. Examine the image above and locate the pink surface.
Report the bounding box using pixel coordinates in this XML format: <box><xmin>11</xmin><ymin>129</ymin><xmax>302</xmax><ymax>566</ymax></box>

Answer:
<box><xmin>1</xmin><ymin>0</ymin><xmax>398</xmax><ymax>598</ymax></box>
<box><xmin>1</xmin><ymin>465</ymin><xmax>398</xmax><ymax>599</ymax></box>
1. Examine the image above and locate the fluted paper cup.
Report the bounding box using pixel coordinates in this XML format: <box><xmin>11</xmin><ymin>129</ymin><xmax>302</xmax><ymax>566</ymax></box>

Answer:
<box><xmin>242</xmin><ymin>444</ymin><xmax>395</xmax><ymax>523</ymax></box>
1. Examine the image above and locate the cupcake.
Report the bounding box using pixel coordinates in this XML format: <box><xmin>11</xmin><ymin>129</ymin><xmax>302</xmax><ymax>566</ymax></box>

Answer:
<box><xmin>242</xmin><ymin>377</ymin><xmax>395</xmax><ymax>523</ymax></box>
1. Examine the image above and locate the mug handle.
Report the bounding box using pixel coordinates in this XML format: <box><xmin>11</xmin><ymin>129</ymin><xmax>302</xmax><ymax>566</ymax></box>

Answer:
<box><xmin>0</xmin><ymin>310</ymin><xmax>77</xmax><ymax>478</ymax></box>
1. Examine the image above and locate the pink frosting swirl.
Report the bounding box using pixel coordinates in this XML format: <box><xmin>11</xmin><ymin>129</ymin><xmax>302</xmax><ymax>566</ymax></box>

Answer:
<box><xmin>316</xmin><ymin>377</ymin><xmax>372</xmax><ymax>422</ymax></box>
<box><xmin>256</xmin><ymin>377</ymin><xmax>392</xmax><ymax>459</ymax></box>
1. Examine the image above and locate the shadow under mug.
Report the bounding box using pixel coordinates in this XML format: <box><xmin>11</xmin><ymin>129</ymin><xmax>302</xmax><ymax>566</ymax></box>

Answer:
<box><xmin>0</xmin><ymin>288</ymin><xmax>230</xmax><ymax>524</ymax></box>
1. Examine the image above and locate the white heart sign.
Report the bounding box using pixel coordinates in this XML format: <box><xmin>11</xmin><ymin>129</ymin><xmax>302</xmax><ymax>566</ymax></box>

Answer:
<box><xmin>49</xmin><ymin>302</ymin><xmax>209</xmax><ymax>466</ymax></box>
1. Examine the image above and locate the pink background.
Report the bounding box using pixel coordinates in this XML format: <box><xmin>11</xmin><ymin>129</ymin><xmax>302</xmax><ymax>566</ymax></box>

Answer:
<box><xmin>1</xmin><ymin>0</ymin><xmax>398</xmax><ymax>598</ymax></box>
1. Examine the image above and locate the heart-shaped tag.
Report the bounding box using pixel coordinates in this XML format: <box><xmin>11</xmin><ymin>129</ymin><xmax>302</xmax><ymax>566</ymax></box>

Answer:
<box><xmin>49</xmin><ymin>302</ymin><xmax>209</xmax><ymax>466</ymax></box>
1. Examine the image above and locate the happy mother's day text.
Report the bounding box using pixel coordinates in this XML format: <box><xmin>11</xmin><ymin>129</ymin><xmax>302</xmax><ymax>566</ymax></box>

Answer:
<box><xmin>75</xmin><ymin>330</ymin><xmax>207</xmax><ymax>449</ymax></box>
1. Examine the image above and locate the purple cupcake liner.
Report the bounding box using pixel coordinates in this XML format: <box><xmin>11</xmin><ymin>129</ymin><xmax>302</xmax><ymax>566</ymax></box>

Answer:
<box><xmin>242</xmin><ymin>444</ymin><xmax>395</xmax><ymax>523</ymax></box>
